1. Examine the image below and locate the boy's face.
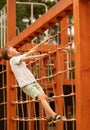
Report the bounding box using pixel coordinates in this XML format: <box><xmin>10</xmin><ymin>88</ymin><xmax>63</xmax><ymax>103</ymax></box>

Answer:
<box><xmin>8</xmin><ymin>47</ymin><xmax>19</xmax><ymax>58</ymax></box>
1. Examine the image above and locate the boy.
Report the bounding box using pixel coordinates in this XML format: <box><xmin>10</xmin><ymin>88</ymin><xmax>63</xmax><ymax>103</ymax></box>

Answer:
<box><xmin>1</xmin><ymin>45</ymin><xmax>62</xmax><ymax>125</ymax></box>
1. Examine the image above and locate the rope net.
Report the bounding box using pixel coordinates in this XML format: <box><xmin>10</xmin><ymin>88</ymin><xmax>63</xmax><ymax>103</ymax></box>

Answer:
<box><xmin>0</xmin><ymin>16</ymin><xmax>75</xmax><ymax>130</ymax></box>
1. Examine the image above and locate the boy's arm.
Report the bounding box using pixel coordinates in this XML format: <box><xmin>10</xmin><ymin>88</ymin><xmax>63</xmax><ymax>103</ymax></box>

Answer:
<box><xmin>20</xmin><ymin>53</ymin><xmax>47</xmax><ymax>62</ymax></box>
<box><xmin>25</xmin><ymin>38</ymin><xmax>50</xmax><ymax>56</ymax></box>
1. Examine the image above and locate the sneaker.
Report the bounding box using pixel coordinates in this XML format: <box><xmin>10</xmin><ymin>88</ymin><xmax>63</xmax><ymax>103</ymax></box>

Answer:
<box><xmin>52</xmin><ymin>114</ymin><xmax>62</xmax><ymax>123</ymax></box>
<box><xmin>47</xmin><ymin>117</ymin><xmax>53</xmax><ymax>125</ymax></box>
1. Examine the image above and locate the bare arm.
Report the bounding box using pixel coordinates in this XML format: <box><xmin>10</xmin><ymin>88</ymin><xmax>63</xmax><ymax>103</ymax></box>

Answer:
<box><xmin>20</xmin><ymin>53</ymin><xmax>47</xmax><ymax>62</ymax></box>
<box><xmin>25</xmin><ymin>37</ymin><xmax>50</xmax><ymax>56</ymax></box>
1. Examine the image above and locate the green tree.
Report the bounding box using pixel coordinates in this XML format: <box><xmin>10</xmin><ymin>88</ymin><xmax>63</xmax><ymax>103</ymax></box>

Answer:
<box><xmin>16</xmin><ymin>0</ymin><xmax>57</xmax><ymax>32</ymax></box>
<box><xmin>0</xmin><ymin>0</ymin><xmax>57</xmax><ymax>33</ymax></box>
<box><xmin>0</xmin><ymin>0</ymin><xmax>6</xmax><ymax>9</ymax></box>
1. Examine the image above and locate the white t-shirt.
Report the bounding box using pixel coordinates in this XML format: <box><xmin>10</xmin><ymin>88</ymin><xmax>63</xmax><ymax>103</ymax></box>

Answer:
<box><xmin>10</xmin><ymin>54</ymin><xmax>36</xmax><ymax>88</ymax></box>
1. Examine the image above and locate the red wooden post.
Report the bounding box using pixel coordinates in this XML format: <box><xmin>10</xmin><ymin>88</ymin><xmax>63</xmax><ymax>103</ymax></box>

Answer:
<box><xmin>54</xmin><ymin>17</ymin><xmax>69</xmax><ymax>130</ymax></box>
<box><xmin>7</xmin><ymin>0</ymin><xmax>16</xmax><ymax>40</ymax></box>
<box><xmin>6</xmin><ymin>0</ymin><xmax>16</xmax><ymax>130</ymax></box>
<box><xmin>74</xmin><ymin>0</ymin><xmax>90</xmax><ymax>130</ymax></box>
<box><xmin>54</xmin><ymin>51</ymin><xmax>63</xmax><ymax>130</ymax></box>
<box><xmin>60</xmin><ymin>17</ymin><xmax>69</xmax><ymax>80</ymax></box>
<box><xmin>28</xmin><ymin>101</ymin><xmax>35</xmax><ymax>130</ymax></box>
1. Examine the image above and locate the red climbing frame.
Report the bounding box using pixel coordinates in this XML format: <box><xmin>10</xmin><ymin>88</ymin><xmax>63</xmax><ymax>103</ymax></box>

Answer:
<box><xmin>5</xmin><ymin>0</ymin><xmax>90</xmax><ymax>130</ymax></box>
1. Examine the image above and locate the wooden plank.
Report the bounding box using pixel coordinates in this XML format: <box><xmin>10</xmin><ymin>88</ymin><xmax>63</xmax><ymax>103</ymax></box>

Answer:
<box><xmin>7</xmin><ymin>0</ymin><xmax>16</xmax><ymax>40</ymax></box>
<box><xmin>6</xmin><ymin>0</ymin><xmax>16</xmax><ymax>130</ymax></box>
<box><xmin>8</xmin><ymin>0</ymin><xmax>73</xmax><ymax>48</ymax></box>
<box><xmin>54</xmin><ymin>51</ymin><xmax>64</xmax><ymax>130</ymax></box>
<box><xmin>60</xmin><ymin>17</ymin><xmax>69</xmax><ymax>80</ymax></box>
<box><xmin>74</xmin><ymin>0</ymin><xmax>90</xmax><ymax>130</ymax></box>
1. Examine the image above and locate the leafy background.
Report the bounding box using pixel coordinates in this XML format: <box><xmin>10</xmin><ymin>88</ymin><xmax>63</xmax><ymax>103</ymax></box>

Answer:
<box><xmin>0</xmin><ymin>0</ymin><xmax>57</xmax><ymax>32</ymax></box>
<box><xmin>0</xmin><ymin>0</ymin><xmax>6</xmax><ymax>9</ymax></box>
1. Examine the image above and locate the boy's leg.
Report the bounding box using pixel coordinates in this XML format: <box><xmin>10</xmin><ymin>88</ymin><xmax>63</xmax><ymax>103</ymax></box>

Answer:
<box><xmin>22</xmin><ymin>83</ymin><xmax>62</xmax><ymax>124</ymax></box>
<box><xmin>37</xmin><ymin>93</ymin><xmax>62</xmax><ymax>125</ymax></box>
<box><xmin>37</xmin><ymin>93</ymin><xmax>56</xmax><ymax>118</ymax></box>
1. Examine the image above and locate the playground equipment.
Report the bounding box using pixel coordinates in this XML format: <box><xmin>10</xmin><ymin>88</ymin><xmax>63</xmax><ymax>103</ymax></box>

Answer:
<box><xmin>0</xmin><ymin>0</ymin><xmax>90</xmax><ymax>130</ymax></box>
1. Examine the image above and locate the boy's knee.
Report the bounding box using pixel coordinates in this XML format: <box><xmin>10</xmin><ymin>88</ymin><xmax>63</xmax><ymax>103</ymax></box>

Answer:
<box><xmin>37</xmin><ymin>93</ymin><xmax>47</xmax><ymax>100</ymax></box>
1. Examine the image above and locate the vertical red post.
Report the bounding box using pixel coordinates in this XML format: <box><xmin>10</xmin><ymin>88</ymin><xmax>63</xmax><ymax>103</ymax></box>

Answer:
<box><xmin>60</xmin><ymin>16</ymin><xmax>69</xmax><ymax>80</ymax></box>
<box><xmin>6</xmin><ymin>0</ymin><xmax>16</xmax><ymax>130</ymax></box>
<box><xmin>54</xmin><ymin>51</ymin><xmax>63</xmax><ymax>130</ymax></box>
<box><xmin>74</xmin><ymin>0</ymin><xmax>90</xmax><ymax>130</ymax></box>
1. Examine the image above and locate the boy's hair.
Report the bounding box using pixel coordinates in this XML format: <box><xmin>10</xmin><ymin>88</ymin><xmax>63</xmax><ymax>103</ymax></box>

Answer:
<box><xmin>1</xmin><ymin>45</ymin><xmax>11</xmax><ymax>60</ymax></box>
